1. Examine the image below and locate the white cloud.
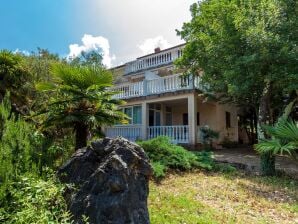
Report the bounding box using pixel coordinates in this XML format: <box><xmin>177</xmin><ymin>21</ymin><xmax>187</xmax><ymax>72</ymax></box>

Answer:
<box><xmin>138</xmin><ymin>36</ymin><xmax>172</xmax><ymax>55</ymax></box>
<box><xmin>68</xmin><ymin>34</ymin><xmax>116</xmax><ymax>68</ymax></box>
<box><xmin>14</xmin><ymin>48</ymin><xmax>30</xmax><ymax>56</ymax></box>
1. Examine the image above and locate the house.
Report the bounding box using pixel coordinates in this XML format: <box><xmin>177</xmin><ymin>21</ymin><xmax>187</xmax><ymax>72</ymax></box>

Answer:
<box><xmin>104</xmin><ymin>44</ymin><xmax>244</xmax><ymax>147</ymax></box>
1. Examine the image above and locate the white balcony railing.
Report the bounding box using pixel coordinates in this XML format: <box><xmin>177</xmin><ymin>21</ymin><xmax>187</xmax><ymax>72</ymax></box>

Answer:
<box><xmin>125</xmin><ymin>47</ymin><xmax>183</xmax><ymax>74</ymax></box>
<box><xmin>112</xmin><ymin>81</ymin><xmax>144</xmax><ymax>99</ymax></box>
<box><xmin>111</xmin><ymin>74</ymin><xmax>204</xmax><ymax>100</ymax></box>
<box><xmin>147</xmin><ymin>125</ymin><xmax>189</xmax><ymax>144</ymax></box>
<box><xmin>105</xmin><ymin>125</ymin><xmax>142</xmax><ymax>142</ymax></box>
<box><xmin>146</xmin><ymin>74</ymin><xmax>191</xmax><ymax>94</ymax></box>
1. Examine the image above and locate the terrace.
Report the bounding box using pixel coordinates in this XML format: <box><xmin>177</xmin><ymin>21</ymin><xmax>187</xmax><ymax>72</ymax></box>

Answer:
<box><xmin>124</xmin><ymin>44</ymin><xmax>184</xmax><ymax>75</ymax></box>
<box><xmin>111</xmin><ymin>73</ymin><xmax>205</xmax><ymax>100</ymax></box>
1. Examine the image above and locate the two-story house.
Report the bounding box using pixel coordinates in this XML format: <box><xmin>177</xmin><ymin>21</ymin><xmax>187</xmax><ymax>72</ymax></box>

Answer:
<box><xmin>104</xmin><ymin>44</ymin><xmax>242</xmax><ymax>147</ymax></box>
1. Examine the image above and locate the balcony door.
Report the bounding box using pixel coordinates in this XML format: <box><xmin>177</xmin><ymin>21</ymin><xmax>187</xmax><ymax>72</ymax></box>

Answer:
<box><xmin>149</xmin><ymin>103</ymin><xmax>161</xmax><ymax>126</ymax></box>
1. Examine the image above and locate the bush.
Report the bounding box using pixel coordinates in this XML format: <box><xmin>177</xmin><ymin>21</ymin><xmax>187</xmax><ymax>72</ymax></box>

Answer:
<box><xmin>137</xmin><ymin>136</ymin><xmax>214</xmax><ymax>178</ymax></box>
<box><xmin>213</xmin><ymin>163</ymin><xmax>237</xmax><ymax>174</ymax></box>
<box><xmin>0</xmin><ymin>172</ymin><xmax>72</xmax><ymax>224</ymax></box>
<box><xmin>0</xmin><ymin>94</ymin><xmax>74</xmax><ymax>223</ymax></box>
<box><xmin>151</xmin><ymin>162</ymin><xmax>167</xmax><ymax>179</ymax></box>
<box><xmin>0</xmin><ymin>95</ymin><xmax>37</xmax><ymax>200</ymax></box>
<box><xmin>199</xmin><ymin>126</ymin><xmax>219</xmax><ymax>150</ymax></box>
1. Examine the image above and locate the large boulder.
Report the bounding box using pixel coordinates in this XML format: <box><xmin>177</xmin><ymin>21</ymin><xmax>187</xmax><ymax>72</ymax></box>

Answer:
<box><xmin>58</xmin><ymin>137</ymin><xmax>152</xmax><ymax>224</ymax></box>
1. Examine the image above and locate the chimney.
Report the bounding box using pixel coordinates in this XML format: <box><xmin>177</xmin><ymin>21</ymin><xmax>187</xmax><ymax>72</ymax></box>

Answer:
<box><xmin>154</xmin><ymin>47</ymin><xmax>161</xmax><ymax>53</ymax></box>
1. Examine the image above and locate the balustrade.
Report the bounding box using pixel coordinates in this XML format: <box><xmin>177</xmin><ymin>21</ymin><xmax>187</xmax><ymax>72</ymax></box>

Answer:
<box><xmin>111</xmin><ymin>74</ymin><xmax>197</xmax><ymax>99</ymax></box>
<box><xmin>125</xmin><ymin>47</ymin><xmax>183</xmax><ymax>74</ymax></box>
<box><xmin>105</xmin><ymin>125</ymin><xmax>142</xmax><ymax>142</ymax></box>
<box><xmin>147</xmin><ymin>125</ymin><xmax>189</xmax><ymax>143</ymax></box>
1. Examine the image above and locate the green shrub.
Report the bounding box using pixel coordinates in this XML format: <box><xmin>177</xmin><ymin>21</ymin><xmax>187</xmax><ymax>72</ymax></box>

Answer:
<box><xmin>193</xmin><ymin>151</ymin><xmax>214</xmax><ymax>170</ymax></box>
<box><xmin>137</xmin><ymin>136</ymin><xmax>214</xmax><ymax>178</ymax></box>
<box><xmin>213</xmin><ymin>163</ymin><xmax>237</xmax><ymax>174</ymax></box>
<box><xmin>151</xmin><ymin>162</ymin><xmax>167</xmax><ymax>179</ymax></box>
<box><xmin>199</xmin><ymin>126</ymin><xmax>219</xmax><ymax>150</ymax></box>
<box><xmin>0</xmin><ymin>173</ymin><xmax>72</xmax><ymax>224</ymax></box>
<box><xmin>0</xmin><ymin>95</ymin><xmax>37</xmax><ymax>200</ymax></box>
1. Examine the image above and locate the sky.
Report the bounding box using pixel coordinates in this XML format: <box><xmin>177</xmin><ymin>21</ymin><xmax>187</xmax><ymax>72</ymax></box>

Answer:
<box><xmin>0</xmin><ymin>0</ymin><xmax>197</xmax><ymax>67</ymax></box>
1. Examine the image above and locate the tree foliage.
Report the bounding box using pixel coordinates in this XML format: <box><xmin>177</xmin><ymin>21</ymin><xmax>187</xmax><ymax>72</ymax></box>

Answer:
<box><xmin>0</xmin><ymin>94</ymin><xmax>36</xmax><ymax>200</ymax></box>
<box><xmin>69</xmin><ymin>50</ymin><xmax>103</xmax><ymax>67</ymax></box>
<box><xmin>177</xmin><ymin>0</ymin><xmax>298</xmax><ymax>175</ymax></box>
<box><xmin>255</xmin><ymin>98</ymin><xmax>298</xmax><ymax>160</ymax></box>
<box><xmin>35</xmin><ymin>63</ymin><xmax>126</xmax><ymax>149</ymax></box>
<box><xmin>0</xmin><ymin>50</ymin><xmax>32</xmax><ymax>113</ymax></box>
<box><xmin>177</xmin><ymin>0</ymin><xmax>297</xmax><ymax>111</ymax></box>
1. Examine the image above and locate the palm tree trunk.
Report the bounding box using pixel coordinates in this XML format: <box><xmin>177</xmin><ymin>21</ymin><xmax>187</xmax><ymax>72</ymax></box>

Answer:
<box><xmin>75</xmin><ymin>122</ymin><xmax>88</xmax><ymax>150</ymax></box>
<box><xmin>258</xmin><ymin>81</ymin><xmax>275</xmax><ymax>176</ymax></box>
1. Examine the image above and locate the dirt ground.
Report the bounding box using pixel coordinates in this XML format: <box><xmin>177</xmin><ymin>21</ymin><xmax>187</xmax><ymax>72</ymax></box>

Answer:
<box><xmin>213</xmin><ymin>148</ymin><xmax>298</xmax><ymax>179</ymax></box>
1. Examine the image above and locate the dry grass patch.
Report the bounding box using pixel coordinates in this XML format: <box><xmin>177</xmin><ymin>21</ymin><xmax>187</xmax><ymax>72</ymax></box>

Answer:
<box><xmin>148</xmin><ymin>171</ymin><xmax>298</xmax><ymax>224</ymax></box>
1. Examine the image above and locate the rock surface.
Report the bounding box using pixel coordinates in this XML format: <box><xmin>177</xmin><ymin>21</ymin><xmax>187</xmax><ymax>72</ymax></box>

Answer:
<box><xmin>58</xmin><ymin>137</ymin><xmax>152</xmax><ymax>224</ymax></box>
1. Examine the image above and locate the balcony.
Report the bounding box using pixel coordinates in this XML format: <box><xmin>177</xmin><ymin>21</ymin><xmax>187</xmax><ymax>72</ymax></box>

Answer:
<box><xmin>124</xmin><ymin>45</ymin><xmax>184</xmax><ymax>75</ymax></box>
<box><xmin>112</xmin><ymin>74</ymin><xmax>204</xmax><ymax>100</ymax></box>
<box><xmin>105</xmin><ymin>125</ymin><xmax>205</xmax><ymax>144</ymax></box>
<box><xmin>105</xmin><ymin>125</ymin><xmax>142</xmax><ymax>142</ymax></box>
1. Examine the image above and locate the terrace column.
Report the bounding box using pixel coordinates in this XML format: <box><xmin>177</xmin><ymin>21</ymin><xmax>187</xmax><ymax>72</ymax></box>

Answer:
<box><xmin>141</xmin><ymin>102</ymin><xmax>149</xmax><ymax>140</ymax></box>
<box><xmin>188</xmin><ymin>94</ymin><xmax>197</xmax><ymax>145</ymax></box>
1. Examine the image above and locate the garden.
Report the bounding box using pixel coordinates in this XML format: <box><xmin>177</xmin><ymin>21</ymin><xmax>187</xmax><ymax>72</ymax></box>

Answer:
<box><xmin>0</xmin><ymin>0</ymin><xmax>297</xmax><ymax>223</ymax></box>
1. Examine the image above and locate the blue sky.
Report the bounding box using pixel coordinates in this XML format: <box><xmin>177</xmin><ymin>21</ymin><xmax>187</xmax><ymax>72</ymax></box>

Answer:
<box><xmin>0</xmin><ymin>0</ymin><xmax>196</xmax><ymax>67</ymax></box>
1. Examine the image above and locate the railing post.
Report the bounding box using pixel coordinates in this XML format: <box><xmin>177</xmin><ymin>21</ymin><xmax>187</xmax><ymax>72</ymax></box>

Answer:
<box><xmin>143</xmin><ymin>79</ymin><xmax>147</xmax><ymax>96</ymax></box>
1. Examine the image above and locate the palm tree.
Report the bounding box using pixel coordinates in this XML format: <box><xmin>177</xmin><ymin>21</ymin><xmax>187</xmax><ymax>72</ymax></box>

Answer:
<box><xmin>255</xmin><ymin>97</ymin><xmax>298</xmax><ymax>175</ymax></box>
<box><xmin>255</xmin><ymin>118</ymin><xmax>298</xmax><ymax>160</ymax></box>
<box><xmin>36</xmin><ymin>63</ymin><xmax>126</xmax><ymax>150</ymax></box>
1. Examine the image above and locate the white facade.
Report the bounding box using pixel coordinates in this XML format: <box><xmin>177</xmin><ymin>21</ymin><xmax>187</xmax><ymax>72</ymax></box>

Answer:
<box><xmin>105</xmin><ymin>44</ymin><xmax>240</xmax><ymax>147</ymax></box>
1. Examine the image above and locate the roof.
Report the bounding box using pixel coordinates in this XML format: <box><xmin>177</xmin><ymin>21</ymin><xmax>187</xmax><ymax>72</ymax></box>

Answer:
<box><xmin>137</xmin><ymin>43</ymin><xmax>186</xmax><ymax>60</ymax></box>
<box><xmin>110</xmin><ymin>43</ymin><xmax>186</xmax><ymax>70</ymax></box>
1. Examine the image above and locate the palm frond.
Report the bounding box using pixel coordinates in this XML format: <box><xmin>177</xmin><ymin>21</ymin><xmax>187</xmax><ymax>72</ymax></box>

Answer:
<box><xmin>35</xmin><ymin>82</ymin><xmax>56</xmax><ymax>91</ymax></box>
<box><xmin>255</xmin><ymin>139</ymin><xmax>296</xmax><ymax>155</ymax></box>
<box><xmin>263</xmin><ymin>118</ymin><xmax>298</xmax><ymax>142</ymax></box>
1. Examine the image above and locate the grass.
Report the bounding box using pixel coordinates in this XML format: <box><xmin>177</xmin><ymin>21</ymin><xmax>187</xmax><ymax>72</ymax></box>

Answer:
<box><xmin>148</xmin><ymin>170</ymin><xmax>298</xmax><ymax>224</ymax></box>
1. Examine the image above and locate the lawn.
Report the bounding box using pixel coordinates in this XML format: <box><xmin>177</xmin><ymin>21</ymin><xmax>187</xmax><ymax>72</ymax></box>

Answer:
<box><xmin>148</xmin><ymin>171</ymin><xmax>298</xmax><ymax>224</ymax></box>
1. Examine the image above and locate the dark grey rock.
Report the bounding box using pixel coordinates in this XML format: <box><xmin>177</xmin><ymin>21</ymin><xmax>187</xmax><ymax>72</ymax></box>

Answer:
<box><xmin>58</xmin><ymin>137</ymin><xmax>152</xmax><ymax>224</ymax></box>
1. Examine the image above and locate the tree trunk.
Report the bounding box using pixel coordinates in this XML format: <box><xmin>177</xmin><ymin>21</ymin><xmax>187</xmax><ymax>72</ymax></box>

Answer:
<box><xmin>253</xmin><ymin>109</ymin><xmax>258</xmax><ymax>144</ymax></box>
<box><xmin>75</xmin><ymin>122</ymin><xmax>89</xmax><ymax>150</ymax></box>
<box><xmin>248</xmin><ymin>110</ymin><xmax>254</xmax><ymax>144</ymax></box>
<box><xmin>260</xmin><ymin>153</ymin><xmax>275</xmax><ymax>176</ymax></box>
<box><xmin>258</xmin><ymin>81</ymin><xmax>275</xmax><ymax>176</ymax></box>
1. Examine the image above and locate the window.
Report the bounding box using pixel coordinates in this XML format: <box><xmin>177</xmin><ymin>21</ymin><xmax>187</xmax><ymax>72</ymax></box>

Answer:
<box><xmin>124</xmin><ymin>108</ymin><xmax>133</xmax><ymax>124</ymax></box>
<box><xmin>226</xmin><ymin>111</ymin><xmax>231</xmax><ymax>128</ymax></box>
<box><xmin>121</xmin><ymin>106</ymin><xmax>142</xmax><ymax>125</ymax></box>
<box><xmin>165</xmin><ymin>106</ymin><xmax>172</xmax><ymax>125</ymax></box>
<box><xmin>149</xmin><ymin>103</ymin><xmax>161</xmax><ymax>126</ymax></box>
<box><xmin>197</xmin><ymin>112</ymin><xmax>200</xmax><ymax>126</ymax></box>
<box><xmin>133</xmin><ymin>106</ymin><xmax>142</xmax><ymax>124</ymax></box>
<box><xmin>166</xmin><ymin>106</ymin><xmax>172</xmax><ymax>113</ymax></box>
<box><xmin>183</xmin><ymin>113</ymin><xmax>188</xmax><ymax>125</ymax></box>
<box><xmin>166</xmin><ymin>113</ymin><xmax>172</xmax><ymax>125</ymax></box>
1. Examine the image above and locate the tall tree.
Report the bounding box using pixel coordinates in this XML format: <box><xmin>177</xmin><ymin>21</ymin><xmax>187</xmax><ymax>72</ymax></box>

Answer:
<box><xmin>24</xmin><ymin>48</ymin><xmax>61</xmax><ymax>113</ymax></box>
<box><xmin>35</xmin><ymin>63</ymin><xmax>126</xmax><ymax>150</ymax></box>
<box><xmin>0</xmin><ymin>50</ymin><xmax>32</xmax><ymax>113</ymax></box>
<box><xmin>69</xmin><ymin>50</ymin><xmax>104</xmax><ymax>67</ymax></box>
<box><xmin>177</xmin><ymin>0</ymin><xmax>298</xmax><ymax>175</ymax></box>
